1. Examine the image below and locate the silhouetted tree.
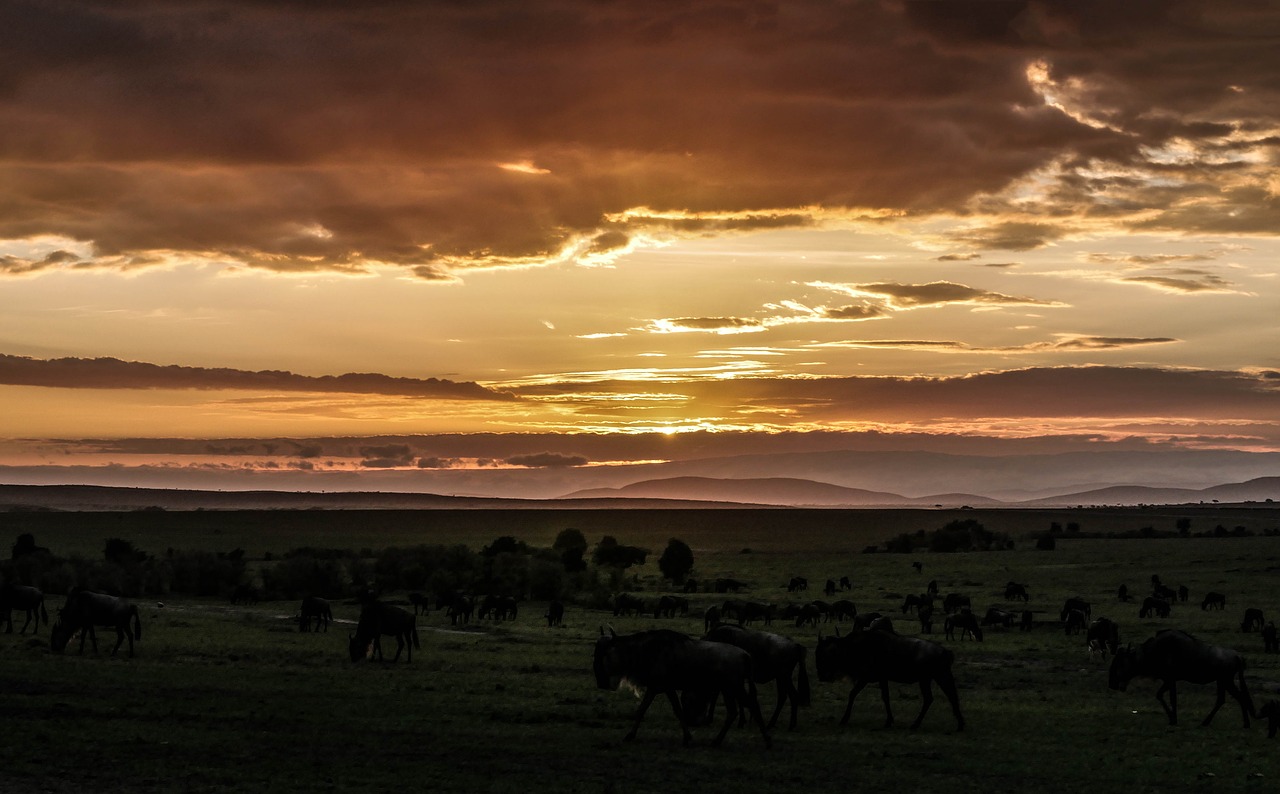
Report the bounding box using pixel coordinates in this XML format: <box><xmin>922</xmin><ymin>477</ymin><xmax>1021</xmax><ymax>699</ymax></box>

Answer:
<box><xmin>657</xmin><ymin>538</ymin><xmax>694</xmax><ymax>584</ymax></box>
<box><xmin>592</xmin><ymin>536</ymin><xmax>648</xmax><ymax>569</ymax></box>
<box><xmin>553</xmin><ymin>528</ymin><xmax>588</xmax><ymax>572</ymax></box>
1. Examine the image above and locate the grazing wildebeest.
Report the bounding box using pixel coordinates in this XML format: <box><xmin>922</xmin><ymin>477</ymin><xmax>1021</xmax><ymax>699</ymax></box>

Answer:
<box><xmin>1020</xmin><ymin>610</ymin><xmax>1034</xmax><ymax>632</ymax></box>
<box><xmin>1118</xmin><ymin>584</ymin><xmax>1131</xmax><ymax>602</ymax></box>
<box><xmin>1</xmin><ymin>583</ymin><xmax>48</xmax><ymax>634</ymax></box>
<box><xmin>807</xmin><ymin>600</ymin><xmax>833</xmax><ymax>622</ymax></box>
<box><xmin>704</xmin><ymin>625</ymin><xmax>811</xmax><ymax>730</ymax></box>
<box><xmin>1177</xmin><ymin>584</ymin><xmax>1189</xmax><ymax>603</ymax></box>
<box><xmin>831</xmin><ymin>600</ymin><xmax>857</xmax><ymax>622</ymax></box>
<box><xmin>720</xmin><ymin>598</ymin><xmax>748</xmax><ymax>624</ymax></box>
<box><xmin>741</xmin><ymin>601</ymin><xmax>775</xmax><ymax>626</ymax></box>
<box><xmin>593</xmin><ymin>627</ymin><xmax>771</xmax><ymax>748</ymax></box>
<box><xmin>1004</xmin><ymin>582</ymin><xmax>1029</xmax><ymax>602</ymax></box>
<box><xmin>348</xmin><ymin>601</ymin><xmax>419</xmax><ymax>663</ymax></box>
<box><xmin>50</xmin><ymin>590</ymin><xmax>142</xmax><ymax>658</ymax></box>
<box><xmin>408</xmin><ymin>592</ymin><xmax>431</xmax><ymax>615</ymax></box>
<box><xmin>1201</xmin><ymin>592</ymin><xmax>1226</xmax><ymax>611</ymax></box>
<box><xmin>714</xmin><ymin>578</ymin><xmax>746</xmax><ymax>594</ymax></box>
<box><xmin>851</xmin><ymin>612</ymin><xmax>891</xmax><ymax>633</ymax></box>
<box><xmin>919</xmin><ymin>606</ymin><xmax>935</xmax><ymax>635</ymax></box>
<box><xmin>1060</xmin><ymin>597</ymin><xmax>1091</xmax><ymax>622</ymax></box>
<box><xmin>493</xmin><ymin>595</ymin><xmax>518</xmax><ymax>621</ymax></box>
<box><xmin>1241</xmin><ymin>608</ymin><xmax>1264</xmax><ymax>633</ymax></box>
<box><xmin>926</xmin><ymin>579</ymin><xmax>938</xmax><ymax>597</ymax></box>
<box><xmin>683</xmin><ymin>578</ymin><xmax>699</xmax><ymax>594</ymax></box>
<box><xmin>298</xmin><ymin>595</ymin><xmax>332</xmax><ymax>632</ymax></box>
<box><xmin>912</xmin><ymin>561</ymin><xmax>923</xmax><ymax>573</ymax></box>
<box><xmin>944</xmin><ymin>612</ymin><xmax>983</xmax><ymax>642</ymax></box>
<box><xmin>1153</xmin><ymin>583</ymin><xmax>1177</xmax><ymax>602</ymax></box>
<box><xmin>655</xmin><ymin>595</ymin><xmax>690</xmax><ymax>618</ymax></box>
<box><xmin>943</xmin><ymin>593</ymin><xmax>971</xmax><ymax>615</ymax></box>
<box><xmin>839</xmin><ymin>576</ymin><xmax>852</xmax><ymax>591</ymax></box>
<box><xmin>1108</xmin><ymin>629</ymin><xmax>1254</xmax><ymax>727</ymax></box>
<box><xmin>612</xmin><ymin>593</ymin><xmax>645</xmax><ymax>617</ymax></box>
<box><xmin>795</xmin><ymin>604</ymin><xmax>822</xmax><ymax>628</ymax></box>
<box><xmin>441</xmin><ymin>592</ymin><xmax>474</xmax><ymax>625</ymax></box>
<box><xmin>1263</xmin><ymin>622</ymin><xmax>1278</xmax><ymax>653</ymax></box>
<box><xmin>546</xmin><ymin>600</ymin><xmax>565</xmax><ymax>627</ymax></box>
<box><xmin>814</xmin><ymin>625</ymin><xmax>964</xmax><ymax>731</ymax></box>
<box><xmin>1260</xmin><ymin>700</ymin><xmax>1280</xmax><ymax>738</ymax></box>
<box><xmin>1139</xmin><ymin>597</ymin><xmax>1171</xmax><ymax>619</ymax></box>
<box><xmin>1087</xmin><ymin>617</ymin><xmax>1120</xmax><ymax>657</ymax></box>
<box><xmin>1063</xmin><ymin>609</ymin><xmax>1088</xmax><ymax>636</ymax></box>
<box><xmin>786</xmin><ymin>576</ymin><xmax>808</xmax><ymax>593</ymax></box>
<box><xmin>981</xmin><ymin>607</ymin><xmax>1016</xmax><ymax>629</ymax></box>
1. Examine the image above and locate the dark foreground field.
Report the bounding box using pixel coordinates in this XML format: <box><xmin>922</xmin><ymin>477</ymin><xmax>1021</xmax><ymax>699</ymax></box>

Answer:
<box><xmin>2</xmin><ymin>507</ymin><xmax>1280</xmax><ymax>793</ymax></box>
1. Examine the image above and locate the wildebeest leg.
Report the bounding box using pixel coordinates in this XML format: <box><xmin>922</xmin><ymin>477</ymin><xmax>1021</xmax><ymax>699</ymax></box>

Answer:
<box><xmin>879</xmin><ymin>680</ymin><xmax>895</xmax><ymax>728</ymax></box>
<box><xmin>934</xmin><ymin>668</ymin><xmax>965</xmax><ymax>731</ymax></box>
<box><xmin>624</xmin><ymin>689</ymin><xmax>661</xmax><ymax>743</ymax></box>
<box><xmin>1155</xmin><ymin>681</ymin><xmax>1177</xmax><ymax>725</ymax></box>
<box><xmin>841</xmin><ymin>679</ymin><xmax>870</xmax><ymax>725</ymax></box>
<box><xmin>19</xmin><ymin>610</ymin><xmax>33</xmax><ymax>634</ymax></box>
<box><xmin>909</xmin><ymin>680</ymin><xmax>933</xmax><ymax>729</ymax></box>
<box><xmin>111</xmin><ymin>625</ymin><xmax>125</xmax><ymax>656</ymax></box>
<box><xmin>391</xmin><ymin>633</ymin><xmax>406</xmax><ymax>662</ymax></box>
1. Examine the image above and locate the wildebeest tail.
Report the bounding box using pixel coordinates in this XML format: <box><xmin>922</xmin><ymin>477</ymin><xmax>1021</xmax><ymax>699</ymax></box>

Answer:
<box><xmin>797</xmin><ymin>646</ymin><xmax>811</xmax><ymax>706</ymax></box>
<box><xmin>412</xmin><ymin>626</ymin><xmax>421</xmax><ymax>649</ymax></box>
<box><xmin>131</xmin><ymin>605</ymin><xmax>142</xmax><ymax>641</ymax></box>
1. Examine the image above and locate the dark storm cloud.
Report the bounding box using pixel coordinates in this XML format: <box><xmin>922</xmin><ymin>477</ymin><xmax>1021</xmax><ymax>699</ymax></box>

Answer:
<box><xmin>505</xmin><ymin>452</ymin><xmax>589</xmax><ymax>468</ymax></box>
<box><xmin>0</xmin><ymin>354</ymin><xmax>516</xmax><ymax>401</ymax></box>
<box><xmin>14</xmin><ymin>1</ymin><xmax>1272</xmax><ymax>275</ymax></box>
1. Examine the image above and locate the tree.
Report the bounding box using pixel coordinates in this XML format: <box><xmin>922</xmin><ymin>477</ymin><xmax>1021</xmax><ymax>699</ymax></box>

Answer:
<box><xmin>657</xmin><ymin>538</ymin><xmax>694</xmax><ymax>584</ymax></box>
<box><xmin>592</xmin><ymin>536</ymin><xmax>648</xmax><ymax>569</ymax></box>
<box><xmin>553</xmin><ymin>528</ymin><xmax>588</xmax><ymax>572</ymax></box>
<box><xmin>1176</xmin><ymin>517</ymin><xmax>1192</xmax><ymax>536</ymax></box>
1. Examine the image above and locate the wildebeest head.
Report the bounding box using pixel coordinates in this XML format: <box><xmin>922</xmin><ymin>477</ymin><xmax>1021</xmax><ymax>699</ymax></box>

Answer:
<box><xmin>813</xmin><ymin>634</ymin><xmax>842</xmax><ymax>683</ymax></box>
<box><xmin>49</xmin><ymin>619</ymin><xmax>73</xmax><ymax>654</ymax></box>
<box><xmin>1108</xmin><ymin>646</ymin><xmax>1137</xmax><ymax>691</ymax></box>
<box><xmin>348</xmin><ymin>631</ymin><xmax>371</xmax><ymax>662</ymax></box>
<box><xmin>593</xmin><ymin>626</ymin><xmax>622</xmax><ymax>690</ymax></box>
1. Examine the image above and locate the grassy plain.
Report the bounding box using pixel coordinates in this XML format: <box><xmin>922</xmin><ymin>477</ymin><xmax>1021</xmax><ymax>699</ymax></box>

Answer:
<box><xmin>2</xmin><ymin>506</ymin><xmax>1279</xmax><ymax>793</ymax></box>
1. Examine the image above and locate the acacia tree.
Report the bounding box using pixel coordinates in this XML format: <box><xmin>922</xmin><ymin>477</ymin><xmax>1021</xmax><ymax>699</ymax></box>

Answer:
<box><xmin>657</xmin><ymin>538</ymin><xmax>694</xmax><ymax>584</ymax></box>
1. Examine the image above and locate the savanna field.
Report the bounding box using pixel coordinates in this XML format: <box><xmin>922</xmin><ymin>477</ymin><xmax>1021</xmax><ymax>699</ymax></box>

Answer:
<box><xmin>2</xmin><ymin>506</ymin><xmax>1279</xmax><ymax>794</ymax></box>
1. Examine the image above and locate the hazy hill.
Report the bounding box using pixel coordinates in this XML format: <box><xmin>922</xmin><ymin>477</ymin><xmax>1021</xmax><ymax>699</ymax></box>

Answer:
<box><xmin>562</xmin><ymin>476</ymin><xmax>999</xmax><ymax>507</ymax></box>
<box><xmin>1023</xmin><ymin>476</ymin><xmax>1280</xmax><ymax>506</ymax></box>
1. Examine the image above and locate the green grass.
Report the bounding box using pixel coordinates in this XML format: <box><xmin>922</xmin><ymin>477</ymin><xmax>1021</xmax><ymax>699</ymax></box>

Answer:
<box><xmin>2</xmin><ymin>510</ymin><xmax>1280</xmax><ymax>792</ymax></box>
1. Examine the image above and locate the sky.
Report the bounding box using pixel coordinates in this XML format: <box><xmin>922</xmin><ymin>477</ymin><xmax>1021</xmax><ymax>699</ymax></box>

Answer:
<box><xmin>3</xmin><ymin>1</ymin><xmax>1280</xmax><ymax>495</ymax></box>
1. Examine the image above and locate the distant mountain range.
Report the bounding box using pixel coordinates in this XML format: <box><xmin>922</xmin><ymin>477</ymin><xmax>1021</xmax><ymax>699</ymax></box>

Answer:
<box><xmin>3</xmin><ymin>475</ymin><xmax>1278</xmax><ymax>511</ymax></box>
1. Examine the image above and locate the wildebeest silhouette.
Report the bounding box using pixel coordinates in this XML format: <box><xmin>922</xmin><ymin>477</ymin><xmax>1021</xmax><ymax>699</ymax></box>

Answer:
<box><xmin>704</xmin><ymin>605</ymin><xmax>722</xmax><ymax>633</ymax></box>
<box><xmin>1118</xmin><ymin>583</ymin><xmax>1131</xmax><ymax>602</ymax></box>
<box><xmin>1262</xmin><ymin>622</ymin><xmax>1278</xmax><ymax>653</ymax></box>
<box><xmin>478</xmin><ymin>594</ymin><xmax>518</xmax><ymax>621</ymax></box>
<box><xmin>1</xmin><ymin>583</ymin><xmax>48</xmax><ymax>634</ymax></box>
<box><xmin>407</xmin><ymin>592</ymin><xmax>430</xmax><ymax>615</ymax></box>
<box><xmin>926</xmin><ymin>579</ymin><xmax>938</xmax><ymax>597</ymax></box>
<box><xmin>1260</xmin><ymin>700</ymin><xmax>1280</xmax><ymax>738</ymax></box>
<box><xmin>1153</xmin><ymin>583</ymin><xmax>1177</xmax><ymax>602</ymax></box>
<box><xmin>943</xmin><ymin>593</ymin><xmax>971</xmax><ymax>615</ymax></box>
<box><xmin>919</xmin><ymin>605</ymin><xmax>935</xmax><ymax>634</ymax></box>
<box><xmin>704</xmin><ymin>624</ymin><xmax>810</xmax><ymax>731</ymax></box>
<box><xmin>839</xmin><ymin>576</ymin><xmax>852</xmax><ymax>590</ymax></box>
<box><xmin>912</xmin><ymin>561</ymin><xmax>923</xmax><ymax>573</ymax></box>
<box><xmin>794</xmin><ymin>603</ymin><xmax>822</xmax><ymax>628</ymax></box>
<box><xmin>814</xmin><ymin>624</ymin><xmax>964</xmax><ymax>731</ymax></box>
<box><xmin>683</xmin><ymin>578</ymin><xmax>699</xmax><ymax>594</ymax></box>
<box><xmin>593</xmin><ymin>627</ymin><xmax>771</xmax><ymax>748</ymax></box>
<box><xmin>545</xmin><ymin>599</ymin><xmax>565</xmax><ymax>627</ymax></box>
<box><xmin>714</xmin><ymin>578</ymin><xmax>746</xmax><ymax>594</ymax></box>
<box><xmin>1177</xmin><ymin>584</ymin><xmax>1189</xmax><ymax>603</ymax></box>
<box><xmin>1004</xmin><ymin>582</ymin><xmax>1029</xmax><ymax>602</ymax></box>
<box><xmin>981</xmin><ymin>607</ymin><xmax>1017</xmax><ymax>629</ymax></box>
<box><xmin>1139</xmin><ymin>597</ymin><xmax>1171</xmax><ymax>619</ymax></box>
<box><xmin>348</xmin><ymin>601</ymin><xmax>419</xmax><ymax>663</ymax></box>
<box><xmin>1201</xmin><ymin>592</ymin><xmax>1226</xmax><ymax>611</ymax></box>
<box><xmin>852</xmin><ymin>613</ymin><xmax>893</xmax><ymax>633</ymax></box>
<box><xmin>944</xmin><ymin>611</ymin><xmax>983</xmax><ymax>642</ymax></box>
<box><xmin>1020</xmin><ymin>610</ymin><xmax>1034</xmax><ymax>632</ymax></box>
<box><xmin>654</xmin><ymin>596</ymin><xmax>689</xmax><ymax>618</ymax></box>
<box><xmin>901</xmin><ymin>594</ymin><xmax>930</xmax><ymax>614</ymax></box>
<box><xmin>786</xmin><ymin>576</ymin><xmax>808</xmax><ymax>592</ymax></box>
<box><xmin>612</xmin><ymin>593</ymin><xmax>644</xmax><ymax>617</ymax></box>
<box><xmin>830</xmin><ymin>600</ymin><xmax>857</xmax><ymax>622</ymax></box>
<box><xmin>298</xmin><ymin>595</ymin><xmax>332</xmax><ymax>632</ymax></box>
<box><xmin>439</xmin><ymin>591</ymin><xmax>473</xmax><ymax>625</ymax></box>
<box><xmin>1086</xmin><ymin>617</ymin><xmax>1120</xmax><ymax>657</ymax></box>
<box><xmin>1108</xmin><ymin>629</ymin><xmax>1254</xmax><ymax>727</ymax></box>
<box><xmin>50</xmin><ymin>590</ymin><xmax>141</xmax><ymax>658</ymax></box>
<box><xmin>1240</xmin><ymin>608</ymin><xmax>1264</xmax><ymax>633</ymax></box>
<box><xmin>1063</xmin><ymin>609</ymin><xmax>1088</xmax><ymax>636</ymax></box>
<box><xmin>1060</xmin><ymin>597</ymin><xmax>1091</xmax><ymax>622</ymax></box>
<box><xmin>823</xmin><ymin>579</ymin><xmax>837</xmax><ymax>597</ymax></box>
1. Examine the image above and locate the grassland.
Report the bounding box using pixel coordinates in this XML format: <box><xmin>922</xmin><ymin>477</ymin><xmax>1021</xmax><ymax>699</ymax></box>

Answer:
<box><xmin>2</xmin><ymin>507</ymin><xmax>1279</xmax><ymax>793</ymax></box>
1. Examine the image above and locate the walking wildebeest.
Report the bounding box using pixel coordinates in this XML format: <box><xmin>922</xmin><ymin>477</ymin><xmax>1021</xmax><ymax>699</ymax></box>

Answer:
<box><xmin>1263</xmin><ymin>622</ymin><xmax>1278</xmax><ymax>653</ymax></box>
<box><xmin>795</xmin><ymin>603</ymin><xmax>822</xmax><ymax>628</ymax></box>
<box><xmin>349</xmin><ymin>601</ymin><xmax>419</xmax><ymax>662</ymax></box>
<box><xmin>546</xmin><ymin>600</ymin><xmax>565</xmax><ymax>627</ymax></box>
<box><xmin>408</xmin><ymin>592</ymin><xmax>431</xmax><ymax>615</ymax></box>
<box><xmin>786</xmin><ymin>576</ymin><xmax>808</xmax><ymax>592</ymax></box>
<box><xmin>944</xmin><ymin>612</ymin><xmax>983</xmax><ymax>641</ymax></box>
<box><xmin>831</xmin><ymin>600</ymin><xmax>857</xmax><ymax>622</ymax></box>
<box><xmin>704</xmin><ymin>624</ymin><xmax>811</xmax><ymax>731</ymax></box>
<box><xmin>1063</xmin><ymin>609</ymin><xmax>1088</xmax><ymax>636</ymax></box>
<box><xmin>739</xmin><ymin>601</ymin><xmax>775</xmax><ymax>627</ymax></box>
<box><xmin>1139</xmin><ymin>597</ymin><xmax>1171</xmax><ymax>619</ymax></box>
<box><xmin>814</xmin><ymin>625</ymin><xmax>964</xmax><ymax>731</ymax></box>
<box><xmin>943</xmin><ymin>594</ymin><xmax>971</xmax><ymax>614</ymax></box>
<box><xmin>50</xmin><ymin>590</ymin><xmax>142</xmax><ymax>658</ymax></box>
<box><xmin>593</xmin><ymin>627</ymin><xmax>771</xmax><ymax>748</ymax></box>
<box><xmin>1061</xmin><ymin>597</ymin><xmax>1091</xmax><ymax>622</ymax></box>
<box><xmin>1004</xmin><ymin>582</ymin><xmax>1029</xmax><ymax>602</ymax></box>
<box><xmin>440</xmin><ymin>591</ymin><xmax>474</xmax><ymax>625</ymax></box>
<box><xmin>1</xmin><ymin>583</ymin><xmax>48</xmax><ymax>634</ymax></box>
<box><xmin>1087</xmin><ymin>617</ymin><xmax>1120</xmax><ymax>657</ymax></box>
<box><xmin>1241</xmin><ymin>608</ymin><xmax>1264</xmax><ymax>633</ymax></box>
<box><xmin>1108</xmin><ymin>629</ymin><xmax>1254</xmax><ymax>727</ymax></box>
<box><xmin>981</xmin><ymin>608</ymin><xmax>1016</xmax><ymax>629</ymax></box>
<box><xmin>298</xmin><ymin>595</ymin><xmax>332</xmax><ymax>632</ymax></box>
<box><xmin>612</xmin><ymin>593</ymin><xmax>644</xmax><ymax>617</ymax></box>
<box><xmin>1201</xmin><ymin>592</ymin><xmax>1226</xmax><ymax>611</ymax></box>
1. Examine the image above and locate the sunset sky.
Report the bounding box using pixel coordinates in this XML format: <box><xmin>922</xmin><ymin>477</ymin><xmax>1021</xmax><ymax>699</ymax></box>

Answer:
<box><xmin>3</xmin><ymin>1</ymin><xmax>1280</xmax><ymax>496</ymax></box>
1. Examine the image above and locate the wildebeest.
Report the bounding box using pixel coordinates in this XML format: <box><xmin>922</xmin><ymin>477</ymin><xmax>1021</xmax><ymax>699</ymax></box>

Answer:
<box><xmin>1153</xmin><ymin>583</ymin><xmax>1178</xmax><ymax>602</ymax></box>
<box><xmin>348</xmin><ymin>601</ymin><xmax>420</xmax><ymax>662</ymax></box>
<box><xmin>1</xmin><ymin>583</ymin><xmax>48</xmax><ymax>634</ymax></box>
<box><xmin>1004</xmin><ymin>582</ymin><xmax>1029</xmax><ymax>602</ymax></box>
<box><xmin>298</xmin><ymin>595</ymin><xmax>332</xmax><ymax>632</ymax></box>
<box><xmin>795</xmin><ymin>603</ymin><xmax>822</xmax><ymax>628</ymax></box>
<box><xmin>1060</xmin><ymin>597</ymin><xmax>1091</xmax><ymax>622</ymax></box>
<box><xmin>1263</xmin><ymin>622</ymin><xmax>1278</xmax><ymax>653</ymax></box>
<box><xmin>1201</xmin><ymin>592</ymin><xmax>1226</xmax><ymax>611</ymax></box>
<box><xmin>1108</xmin><ymin>629</ymin><xmax>1254</xmax><ymax>727</ymax></box>
<box><xmin>50</xmin><ymin>590</ymin><xmax>142</xmax><ymax>658</ymax></box>
<box><xmin>440</xmin><ymin>592</ymin><xmax>473</xmax><ymax>625</ymax></box>
<box><xmin>714</xmin><ymin>578</ymin><xmax>746</xmax><ymax>594</ymax></box>
<box><xmin>851</xmin><ymin>612</ymin><xmax>892</xmax><ymax>633</ymax></box>
<box><xmin>901</xmin><ymin>594</ymin><xmax>932</xmax><ymax>614</ymax></box>
<box><xmin>612</xmin><ymin>593</ymin><xmax>645</xmax><ymax>617</ymax></box>
<box><xmin>942</xmin><ymin>593</ymin><xmax>971</xmax><ymax>614</ymax></box>
<box><xmin>1063</xmin><ymin>609</ymin><xmax>1088</xmax><ymax>636</ymax></box>
<box><xmin>593</xmin><ymin>627</ymin><xmax>771</xmax><ymax>748</ymax></box>
<box><xmin>926</xmin><ymin>579</ymin><xmax>938</xmax><ymax>597</ymax></box>
<box><xmin>1086</xmin><ymin>617</ymin><xmax>1120</xmax><ymax>657</ymax></box>
<box><xmin>704</xmin><ymin>606</ymin><xmax>722</xmax><ymax>633</ymax></box>
<box><xmin>546</xmin><ymin>600</ymin><xmax>565</xmax><ymax>627</ymax></box>
<box><xmin>1139</xmin><ymin>596</ymin><xmax>1171</xmax><ymax>619</ymax></box>
<box><xmin>823</xmin><ymin>579</ymin><xmax>837</xmax><ymax>597</ymax></box>
<box><xmin>1177</xmin><ymin>584</ymin><xmax>1189</xmax><ymax>603</ymax></box>
<box><xmin>839</xmin><ymin>576</ymin><xmax>852</xmax><ymax>591</ymax></box>
<box><xmin>704</xmin><ymin>625</ymin><xmax>810</xmax><ymax>730</ymax></box>
<box><xmin>408</xmin><ymin>592</ymin><xmax>431</xmax><ymax>615</ymax></box>
<box><xmin>683</xmin><ymin>578</ymin><xmax>699</xmax><ymax>594</ymax></box>
<box><xmin>814</xmin><ymin>625</ymin><xmax>964</xmax><ymax>731</ymax></box>
<box><xmin>944</xmin><ymin>612</ymin><xmax>983</xmax><ymax>642</ymax></box>
<box><xmin>1020</xmin><ymin>610</ymin><xmax>1034</xmax><ymax>632</ymax></box>
<box><xmin>1260</xmin><ymin>700</ymin><xmax>1280</xmax><ymax>738</ymax></box>
<box><xmin>655</xmin><ymin>595</ymin><xmax>690</xmax><ymax>618</ymax></box>
<box><xmin>1241</xmin><ymin>608</ymin><xmax>1264</xmax><ymax>633</ymax></box>
<box><xmin>919</xmin><ymin>605</ymin><xmax>935</xmax><ymax>634</ymax></box>
<box><xmin>786</xmin><ymin>576</ymin><xmax>808</xmax><ymax>592</ymax></box>
<box><xmin>981</xmin><ymin>607</ymin><xmax>1016</xmax><ymax>629</ymax></box>
<box><xmin>738</xmin><ymin>601</ymin><xmax>775</xmax><ymax>627</ymax></box>
<box><xmin>1118</xmin><ymin>583</ymin><xmax>1131</xmax><ymax>602</ymax></box>
<box><xmin>912</xmin><ymin>561</ymin><xmax>924</xmax><ymax>573</ymax></box>
<box><xmin>830</xmin><ymin>600</ymin><xmax>857</xmax><ymax>622</ymax></box>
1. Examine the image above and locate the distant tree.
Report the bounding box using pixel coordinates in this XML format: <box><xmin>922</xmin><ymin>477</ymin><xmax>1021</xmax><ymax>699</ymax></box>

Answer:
<box><xmin>104</xmin><ymin>537</ymin><xmax>147</xmax><ymax>565</ymax></box>
<box><xmin>11</xmin><ymin>533</ymin><xmax>45</xmax><ymax>559</ymax></box>
<box><xmin>480</xmin><ymin>536</ymin><xmax>528</xmax><ymax>558</ymax></box>
<box><xmin>592</xmin><ymin>536</ymin><xmax>649</xmax><ymax>569</ymax></box>
<box><xmin>657</xmin><ymin>538</ymin><xmax>694</xmax><ymax>584</ymax></box>
<box><xmin>1176</xmin><ymin>517</ymin><xmax>1192</xmax><ymax>536</ymax></box>
<box><xmin>553</xmin><ymin>528</ymin><xmax>589</xmax><ymax>572</ymax></box>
